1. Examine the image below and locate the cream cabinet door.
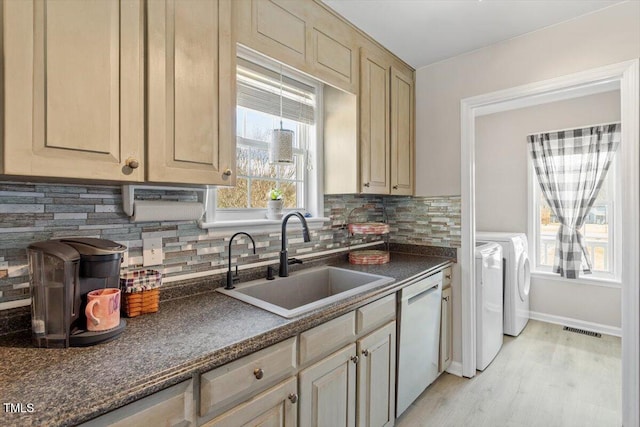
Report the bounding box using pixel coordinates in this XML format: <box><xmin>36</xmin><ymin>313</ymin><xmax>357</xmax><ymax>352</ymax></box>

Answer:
<box><xmin>235</xmin><ymin>0</ymin><xmax>308</xmax><ymax>72</ymax></box>
<box><xmin>203</xmin><ymin>377</ymin><xmax>298</xmax><ymax>427</ymax></box>
<box><xmin>390</xmin><ymin>67</ymin><xmax>415</xmax><ymax>196</ymax></box>
<box><xmin>299</xmin><ymin>344</ymin><xmax>357</xmax><ymax>427</ymax></box>
<box><xmin>309</xmin><ymin>6</ymin><xmax>358</xmax><ymax>94</ymax></box>
<box><xmin>360</xmin><ymin>48</ymin><xmax>391</xmax><ymax>194</ymax></box>
<box><xmin>356</xmin><ymin>321</ymin><xmax>396</xmax><ymax>427</ymax></box>
<box><xmin>2</xmin><ymin>0</ymin><xmax>144</xmax><ymax>181</ymax></box>
<box><xmin>147</xmin><ymin>0</ymin><xmax>235</xmax><ymax>185</ymax></box>
<box><xmin>439</xmin><ymin>286</ymin><xmax>453</xmax><ymax>373</ymax></box>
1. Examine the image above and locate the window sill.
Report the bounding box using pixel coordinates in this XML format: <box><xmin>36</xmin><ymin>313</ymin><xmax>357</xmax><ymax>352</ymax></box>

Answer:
<box><xmin>531</xmin><ymin>271</ymin><xmax>621</xmax><ymax>289</ymax></box>
<box><xmin>199</xmin><ymin>217</ymin><xmax>329</xmax><ymax>235</ymax></box>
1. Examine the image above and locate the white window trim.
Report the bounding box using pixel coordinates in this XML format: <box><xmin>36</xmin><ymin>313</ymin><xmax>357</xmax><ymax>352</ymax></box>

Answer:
<box><xmin>200</xmin><ymin>46</ymin><xmax>327</xmax><ymax>231</ymax></box>
<box><xmin>526</xmin><ymin>127</ymin><xmax>622</xmax><ymax>285</ymax></box>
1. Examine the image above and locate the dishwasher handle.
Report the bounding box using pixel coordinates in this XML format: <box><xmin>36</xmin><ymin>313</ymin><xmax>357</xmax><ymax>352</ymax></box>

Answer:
<box><xmin>401</xmin><ymin>272</ymin><xmax>442</xmax><ymax>301</ymax></box>
<box><xmin>407</xmin><ymin>284</ymin><xmax>439</xmax><ymax>305</ymax></box>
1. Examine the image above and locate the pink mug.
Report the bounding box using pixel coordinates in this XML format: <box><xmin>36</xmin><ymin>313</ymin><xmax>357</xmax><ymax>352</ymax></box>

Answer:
<box><xmin>85</xmin><ymin>288</ymin><xmax>121</xmax><ymax>331</ymax></box>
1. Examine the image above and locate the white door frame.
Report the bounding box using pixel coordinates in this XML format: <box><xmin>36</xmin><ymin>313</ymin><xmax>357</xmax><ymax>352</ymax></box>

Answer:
<box><xmin>460</xmin><ymin>60</ymin><xmax>639</xmax><ymax>426</ymax></box>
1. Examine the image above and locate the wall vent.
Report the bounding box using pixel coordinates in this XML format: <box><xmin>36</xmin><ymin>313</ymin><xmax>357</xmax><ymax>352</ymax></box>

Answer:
<box><xmin>563</xmin><ymin>326</ymin><xmax>602</xmax><ymax>338</ymax></box>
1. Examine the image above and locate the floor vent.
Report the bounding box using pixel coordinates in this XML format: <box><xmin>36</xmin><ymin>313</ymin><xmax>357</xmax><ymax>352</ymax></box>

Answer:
<box><xmin>563</xmin><ymin>326</ymin><xmax>602</xmax><ymax>338</ymax></box>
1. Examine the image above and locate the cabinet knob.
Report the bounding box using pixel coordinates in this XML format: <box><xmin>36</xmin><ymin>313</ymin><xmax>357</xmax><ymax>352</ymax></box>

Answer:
<box><xmin>362</xmin><ymin>349</ymin><xmax>369</xmax><ymax>357</ymax></box>
<box><xmin>288</xmin><ymin>393</ymin><xmax>298</xmax><ymax>404</ymax></box>
<box><xmin>363</xmin><ymin>182</ymin><xmax>370</xmax><ymax>188</ymax></box>
<box><xmin>125</xmin><ymin>158</ymin><xmax>140</xmax><ymax>169</ymax></box>
<box><xmin>392</xmin><ymin>185</ymin><xmax>398</xmax><ymax>190</ymax></box>
<box><xmin>253</xmin><ymin>368</ymin><xmax>264</xmax><ymax>380</ymax></box>
<box><xmin>351</xmin><ymin>355</ymin><xmax>359</xmax><ymax>364</ymax></box>
<box><xmin>445</xmin><ymin>274</ymin><xmax>452</xmax><ymax>279</ymax></box>
<box><xmin>223</xmin><ymin>168</ymin><xmax>233</xmax><ymax>176</ymax></box>
<box><xmin>444</xmin><ymin>296</ymin><xmax>450</xmax><ymax>302</ymax></box>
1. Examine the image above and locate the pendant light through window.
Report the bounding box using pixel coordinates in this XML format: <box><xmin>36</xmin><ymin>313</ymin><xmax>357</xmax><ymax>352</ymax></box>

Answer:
<box><xmin>270</xmin><ymin>64</ymin><xmax>294</xmax><ymax>164</ymax></box>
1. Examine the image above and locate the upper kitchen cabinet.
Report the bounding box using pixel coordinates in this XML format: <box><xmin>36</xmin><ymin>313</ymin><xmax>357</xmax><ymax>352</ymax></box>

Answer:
<box><xmin>360</xmin><ymin>47</ymin><xmax>391</xmax><ymax>194</ymax></box>
<box><xmin>147</xmin><ymin>0</ymin><xmax>236</xmax><ymax>186</ymax></box>
<box><xmin>2</xmin><ymin>0</ymin><xmax>144</xmax><ymax>181</ymax></box>
<box><xmin>308</xmin><ymin>5</ymin><xmax>358</xmax><ymax>94</ymax></box>
<box><xmin>390</xmin><ymin>66</ymin><xmax>415</xmax><ymax>196</ymax></box>
<box><xmin>234</xmin><ymin>0</ymin><xmax>358</xmax><ymax>94</ymax></box>
<box><xmin>359</xmin><ymin>43</ymin><xmax>415</xmax><ymax>196</ymax></box>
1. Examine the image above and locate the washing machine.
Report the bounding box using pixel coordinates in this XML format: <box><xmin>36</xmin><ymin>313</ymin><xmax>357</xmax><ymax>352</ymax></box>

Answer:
<box><xmin>475</xmin><ymin>242</ymin><xmax>503</xmax><ymax>371</ymax></box>
<box><xmin>476</xmin><ymin>232</ymin><xmax>531</xmax><ymax>336</ymax></box>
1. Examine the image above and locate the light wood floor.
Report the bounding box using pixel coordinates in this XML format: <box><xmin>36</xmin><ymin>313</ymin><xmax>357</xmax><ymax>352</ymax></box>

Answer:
<box><xmin>396</xmin><ymin>320</ymin><xmax>621</xmax><ymax>427</ymax></box>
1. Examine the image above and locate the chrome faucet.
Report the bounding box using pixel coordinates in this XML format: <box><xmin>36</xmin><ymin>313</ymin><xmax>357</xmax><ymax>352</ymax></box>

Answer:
<box><xmin>225</xmin><ymin>232</ymin><xmax>256</xmax><ymax>290</ymax></box>
<box><xmin>279</xmin><ymin>212</ymin><xmax>311</xmax><ymax>277</ymax></box>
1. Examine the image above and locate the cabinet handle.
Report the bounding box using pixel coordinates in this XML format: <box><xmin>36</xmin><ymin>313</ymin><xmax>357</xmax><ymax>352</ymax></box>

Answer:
<box><xmin>288</xmin><ymin>393</ymin><xmax>298</xmax><ymax>404</ymax></box>
<box><xmin>223</xmin><ymin>168</ymin><xmax>233</xmax><ymax>176</ymax></box>
<box><xmin>351</xmin><ymin>355</ymin><xmax>359</xmax><ymax>364</ymax></box>
<box><xmin>444</xmin><ymin>296</ymin><xmax>450</xmax><ymax>302</ymax></box>
<box><xmin>125</xmin><ymin>158</ymin><xmax>140</xmax><ymax>169</ymax></box>
<box><xmin>392</xmin><ymin>185</ymin><xmax>398</xmax><ymax>190</ymax></box>
<box><xmin>362</xmin><ymin>349</ymin><xmax>369</xmax><ymax>357</ymax></box>
<box><xmin>363</xmin><ymin>182</ymin><xmax>370</xmax><ymax>188</ymax></box>
<box><xmin>253</xmin><ymin>368</ymin><xmax>264</xmax><ymax>380</ymax></box>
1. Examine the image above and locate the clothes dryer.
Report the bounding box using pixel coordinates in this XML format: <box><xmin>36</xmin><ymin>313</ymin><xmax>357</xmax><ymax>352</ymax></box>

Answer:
<box><xmin>476</xmin><ymin>232</ymin><xmax>531</xmax><ymax>336</ymax></box>
<box><xmin>475</xmin><ymin>242</ymin><xmax>503</xmax><ymax>370</ymax></box>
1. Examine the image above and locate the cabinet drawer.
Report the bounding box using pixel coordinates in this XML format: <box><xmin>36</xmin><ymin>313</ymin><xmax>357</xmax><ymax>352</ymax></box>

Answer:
<box><xmin>299</xmin><ymin>311</ymin><xmax>356</xmax><ymax>365</ymax></box>
<box><xmin>81</xmin><ymin>379</ymin><xmax>194</xmax><ymax>427</ymax></box>
<box><xmin>199</xmin><ymin>337</ymin><xmax>297</xmax><ymax>420</ymax></box>
<box><xmin>356</xmin><ymin>293</ymin><xmax>396</xmax><ymax>334</ymax></box>
<box><xmin>202</xmin><ymin>377</ymin><xmax>297</xmax><ymax>427</ymax></box>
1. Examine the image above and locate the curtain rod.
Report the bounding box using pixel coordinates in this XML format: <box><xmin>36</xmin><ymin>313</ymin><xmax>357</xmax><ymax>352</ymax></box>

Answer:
<box><xmin>527</xmin><ymin>121</ymin><xmax>621</xmax><ymax>138</ymax></box>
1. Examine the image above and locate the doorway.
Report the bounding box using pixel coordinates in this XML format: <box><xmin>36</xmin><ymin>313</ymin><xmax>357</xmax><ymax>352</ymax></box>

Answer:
<box><xmin>460</xmin><ymin>60</ymin><xmax>639</xmax><ymax>426</ymax></box>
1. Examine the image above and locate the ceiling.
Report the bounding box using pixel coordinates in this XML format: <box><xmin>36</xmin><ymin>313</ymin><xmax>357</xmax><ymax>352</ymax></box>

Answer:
<box><xmin>322</xmin><ymin>0</ymin><xmax>624</xmax><ymax>69</ymax></box>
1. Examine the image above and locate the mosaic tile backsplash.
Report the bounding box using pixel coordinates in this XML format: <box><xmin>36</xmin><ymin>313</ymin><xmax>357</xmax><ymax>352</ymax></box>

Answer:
<box><xmin>0</xmin><ymin>181</ymin><xmax>460</xmax><ymax>333</ymax></box>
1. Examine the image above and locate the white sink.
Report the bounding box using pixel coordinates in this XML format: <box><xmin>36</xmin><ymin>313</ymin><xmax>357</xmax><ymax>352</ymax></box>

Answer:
<box><xmin>217</xmin><ymin>266</ymin><xmax>394</xmax><ymax>318</ymax></box>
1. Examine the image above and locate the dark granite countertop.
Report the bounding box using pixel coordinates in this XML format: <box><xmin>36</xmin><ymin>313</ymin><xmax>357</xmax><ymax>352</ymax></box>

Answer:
<box><xmin>0</xmin><ymin>251</ymin><xmax>453</xmax><ymax>427</ymax></box>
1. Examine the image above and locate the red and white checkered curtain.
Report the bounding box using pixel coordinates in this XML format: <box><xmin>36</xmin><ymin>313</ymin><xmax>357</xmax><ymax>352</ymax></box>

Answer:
<box><xmin>527</xmin><ymin>123</ymin><xmax>620</xmax><ymax>279</ymax></box>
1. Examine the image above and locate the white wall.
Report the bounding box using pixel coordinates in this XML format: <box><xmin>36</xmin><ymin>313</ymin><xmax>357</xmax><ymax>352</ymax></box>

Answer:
<box><xmin>476</xmin><ymin>91</ymin><xmax>621</xmax><ymax>331</ymax></box>
<box><xmin>414</xmin><ymin>1</ymin><xmax>640</xmax><ymax>364</ymax></box>
<box><xmin>416</xmin><ymin>1</ymin><xmax>640</xmax><ymax>197</ymax></box>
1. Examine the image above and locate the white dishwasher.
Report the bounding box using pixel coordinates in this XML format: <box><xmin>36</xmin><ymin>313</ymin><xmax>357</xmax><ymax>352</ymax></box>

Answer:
<box><xmin>396</xmin><ymin>271</ymin><xmax>443</xmax><ymax>417</ymax></box>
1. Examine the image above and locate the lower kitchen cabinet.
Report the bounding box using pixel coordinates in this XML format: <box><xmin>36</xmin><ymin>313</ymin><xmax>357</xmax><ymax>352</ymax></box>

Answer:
<box><xmin>439</xmin><ymin>267</ymin><xmax>453</xmax><ymax>374</ymax></box>
<box><xmin>202</xmin><ymin>377</ymin><xmax>298</xmax><ymax>427</ymax></box>
<box><xmin>299</xmin><ymin>343</ymin><xmax>357</xmax><ymax>427</ymax></box>
<box><xmin>357</xmin><ymin>321</ymin><xmax>396</xmax><ymax>427</ymax></box>
<box><xmin>77</xmin><ymin>289</ymin><xmax>414</xmax><ymax>427</ymax></box>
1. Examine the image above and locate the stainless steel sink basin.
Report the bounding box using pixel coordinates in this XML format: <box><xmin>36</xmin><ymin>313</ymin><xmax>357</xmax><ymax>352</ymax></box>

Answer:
<box><xmin>217</xmin><ymin>266</ymin><xmax>394</xmax><ymax>318</ymax></box>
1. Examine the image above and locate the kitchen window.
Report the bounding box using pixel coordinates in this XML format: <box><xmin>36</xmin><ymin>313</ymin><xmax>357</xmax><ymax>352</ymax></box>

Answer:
<box><xmin>213</xmin><ymin>51</ymin><xmax>323</xmax><ymax>225</ymax></box>
<box><xmin>529</xmin><ymin>126</ymin><xmax>621</xmax><ymax>283</ymax></box>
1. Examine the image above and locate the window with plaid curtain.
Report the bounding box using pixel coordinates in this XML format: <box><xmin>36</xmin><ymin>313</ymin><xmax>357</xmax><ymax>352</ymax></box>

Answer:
<box><xmin>527</xmin><ymin>123</ymin><xmax>620</xmax><ymax>279</ymax></box>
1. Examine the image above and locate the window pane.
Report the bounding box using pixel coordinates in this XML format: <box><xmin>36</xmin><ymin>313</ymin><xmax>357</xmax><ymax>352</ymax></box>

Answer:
<box><xmin>539</xmin><ymin>198</ymin><xmax>559</xmax><ymax>267</ymax></box>
<box><xmin>244</xmin><ymin>108</ymin><xmax>274</xmax><ymax>142</ymax></box>
<box><xmin>217</xmin><ymin>178</ymin><xmax>248</xmax><ymax>208</ymax></box>
<box><xmin>250</xmin><ymin>179</ymin><xmax>276</xmax><ymax>208</ymax></box>
<box><xmin>278</xmin><ymin>159</ymin><xmax>297</xmax><ymax>180</ymax></box>
<box><xmin>237</xmin><ymin>146</ymin><xmax>249</xmax><ymax>176</ymax></box>
<box><xmin>280</xmin><ymin>182</ymin><xmax>298</xmax><ymax>208</ymax></box>
<box><xmin>249</xmin><ymin>147</ymin><xmax>277</xmax><ymax>178</ymax></box>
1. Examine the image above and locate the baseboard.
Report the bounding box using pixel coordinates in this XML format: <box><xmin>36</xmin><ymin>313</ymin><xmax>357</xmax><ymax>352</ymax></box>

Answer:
<box><xmin>529</xmin><ymin>310</ymin><xmax>622</xmax><ymax>337</ymax></box>
<box><xmin>445</xmin><ymin>361</ymin><xmax>463</xmax><ymax>377</ymax></box>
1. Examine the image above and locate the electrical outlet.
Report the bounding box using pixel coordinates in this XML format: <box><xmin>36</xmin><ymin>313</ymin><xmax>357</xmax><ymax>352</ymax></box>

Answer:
<box><xmin>143</xmin><ymin>238</ymin><xmax>163</xmax><ymax>266</ymax></box>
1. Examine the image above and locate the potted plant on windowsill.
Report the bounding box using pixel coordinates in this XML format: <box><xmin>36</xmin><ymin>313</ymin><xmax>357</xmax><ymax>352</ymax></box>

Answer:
<box><xmin>267</xmin><ymin>188</ymin><xmax>284</xmax><ymax>220</ymax></box>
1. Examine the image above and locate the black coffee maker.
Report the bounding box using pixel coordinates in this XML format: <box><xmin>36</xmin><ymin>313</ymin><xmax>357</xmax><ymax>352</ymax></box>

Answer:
<box><xmin>28</xmin><ymin>238</ymin><xmax>127</xmax><ymax>348</ymax></box>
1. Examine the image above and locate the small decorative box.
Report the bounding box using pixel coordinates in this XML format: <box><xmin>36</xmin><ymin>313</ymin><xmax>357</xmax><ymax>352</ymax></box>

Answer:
<box><xmin>120</xmin><ymin>269</ymin><xmax>162</xmax><ymax>318</ymax></box>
